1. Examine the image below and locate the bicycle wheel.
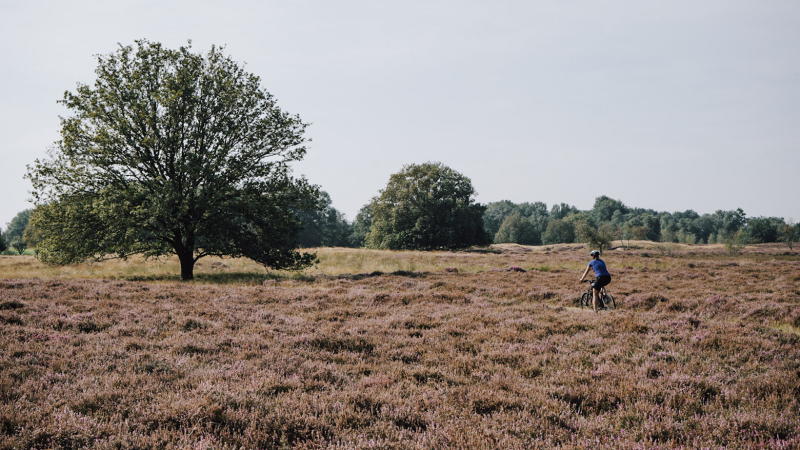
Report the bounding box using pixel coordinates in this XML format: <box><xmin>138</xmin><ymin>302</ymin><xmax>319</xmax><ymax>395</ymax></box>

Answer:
<box><xmin>580</xmin><ymin>292</ymin><xmax>592</xmax><ymax>309</ymax></box>
<box><xmin>601</xmin><ymin>293</ymin><xmax>615</xmax><ymax>310</ymax></box>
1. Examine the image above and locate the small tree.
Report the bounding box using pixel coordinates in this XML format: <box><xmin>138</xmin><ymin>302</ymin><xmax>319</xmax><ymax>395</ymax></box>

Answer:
<box><xmin>598</xmin><ymin>222</ymin><xmax>619</xmax><ymax>250</ymax></box>
<box><xmin>576</xmin><ymin>221</ymin><xmax>614</xmax><ymax>254</ymax></box>
<box><xmin>780</xmin><ymin>221</ymin><xmax>799</xmax><ymax>250</ymax></box>
<box><xmin>725</xmin><ymin>229</ymin><xmax>748</xmax><ymax>256</ymax></box>
<box><xmin>27</xmin><ymin>40</ymin><xmax>318</xmax><ymax>280</ymax></box>
<box><xmin>621</xmin><ymin>224</ymin><xmax>633</xmax><ymax>249</ymax></box>
<box><xmin>366</xmin><ymin>162</ymin><xmax>489</xmax><ymax>250</ymax></box>
<box><xmin>9</xmin><ymin>238</ymin><xmax>26</xmax><ymax>255</ymax></box>
<box><xmin>0</xmin><ymin>228</ymin><xmax>6</xmax><ymax>253</ymax></box>
<box><xmin>630</xmin><ymin>226</ymin><xmax>649</xmax><ymax>241</ymax></box>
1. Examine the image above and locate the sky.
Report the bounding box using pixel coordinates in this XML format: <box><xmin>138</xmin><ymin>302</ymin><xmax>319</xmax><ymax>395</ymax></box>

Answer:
<box><xmin>1</xmin><ymin>0</ymin><xmax>799</xmax><ymax>229</ymax></box>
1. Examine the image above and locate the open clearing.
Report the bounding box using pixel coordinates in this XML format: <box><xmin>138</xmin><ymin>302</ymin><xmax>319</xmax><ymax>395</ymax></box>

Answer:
<box><xmin>1</xmin><ymin>243</ymin><xmax>799</xmax><ymax>449</ymax></box>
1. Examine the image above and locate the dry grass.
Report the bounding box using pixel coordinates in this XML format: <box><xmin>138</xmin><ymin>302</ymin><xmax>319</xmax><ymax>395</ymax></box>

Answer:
<box><xmin>1</xmin><ymin>243</ymin><xmax>799</xmax><ymax>448</ymax></box>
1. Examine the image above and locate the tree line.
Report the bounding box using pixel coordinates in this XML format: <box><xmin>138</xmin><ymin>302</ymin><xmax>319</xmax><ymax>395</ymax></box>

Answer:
<box><xmin>13</xmin><ymin>163</ymin><xmax>797</xmax><ymax>256</ymax></box>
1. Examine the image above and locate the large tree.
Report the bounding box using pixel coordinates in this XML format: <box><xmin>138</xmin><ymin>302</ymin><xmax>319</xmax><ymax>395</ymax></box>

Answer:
<box><xmin>366</xmin><ymin>162</ymin><xmax>489</xmax><ymax>250</ymax></box>
<box><xmin>27</xmin><ymin>40</ymin><xmax>318</xmax><ymax>280</ymax></box>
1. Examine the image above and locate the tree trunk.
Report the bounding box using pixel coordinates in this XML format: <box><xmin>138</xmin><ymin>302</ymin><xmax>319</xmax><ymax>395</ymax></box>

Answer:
<box><xmin>178</xmin><ymin>250</ymin><xmax>194</xmax><ymax>281</ymax></box>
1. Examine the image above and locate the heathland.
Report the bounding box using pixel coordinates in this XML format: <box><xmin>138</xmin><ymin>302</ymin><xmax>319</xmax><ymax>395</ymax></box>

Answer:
<box><xmin>1</xmin><ymin>242</ymin><xmax>799</xmax><ymax>449</ymax></box>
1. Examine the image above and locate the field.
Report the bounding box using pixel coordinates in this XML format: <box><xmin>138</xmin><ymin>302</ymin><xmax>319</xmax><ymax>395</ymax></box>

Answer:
<box><xmin>1</xmin><ymin>242</ymin><xmax>799</xmax><ymax>449</ymax></box>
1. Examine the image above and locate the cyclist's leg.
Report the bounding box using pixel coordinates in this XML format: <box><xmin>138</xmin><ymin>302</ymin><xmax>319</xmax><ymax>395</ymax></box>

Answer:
<box><xmin>594</xmin><ymin>276</ymin><xmax>611</xmax><ymax>310</ymax></box>
<box><xmin>592</xmin><ymin>287</ymin><xmax>600</xmax><ymax>312</ymax></box>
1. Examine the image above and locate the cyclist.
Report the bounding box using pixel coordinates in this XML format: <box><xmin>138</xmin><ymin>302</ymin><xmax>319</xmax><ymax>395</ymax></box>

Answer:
<box><xmin>579</xmin><ymin>250</ymin><xmax>612</xmax><ymax>312</ymax></box>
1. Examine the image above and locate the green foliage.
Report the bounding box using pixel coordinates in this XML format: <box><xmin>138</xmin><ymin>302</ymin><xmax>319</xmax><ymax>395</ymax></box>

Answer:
<box><xmin>3</xmin><ymin>209</ymin><xmax>32</xmax><ymax>253</ymax></box>
<box><xmin>780</xmin><ymin>221</ymin><xmax>798</xmax><ymax>250</ymax></box>
<box><xmin>483</xmin><ymin>200</ymin><xmax>517</xmax><ymax>238</ymax></box>
<box><xmin>714</xmin><ymin>208</ymin><xmax>747</xmax><ymax>238</ymax></box>
<box><xmin>483</xmin><ymin>194</ymin><xmax>766</xmax><ymax>249</ymax></box>
<box><xmin>576</xmin><ymin>221</ymin><xmax>615</xmax><ymax>254</ymax></box>
<box><xmin>623</xmin><ymin>224</ymin><xmax>649</xmax><ymax>243</ymax></box>
<box><xmin>592</xmin><ymin>196</ymin><xmax>628</xmax><ymax>223</ymax></box>
<box><xmin>366</xmin><ymin>162</ymin><xmax>489</xmax><ymax>250</ymax></box>
<box><xmin>747</xmin><ymin>216</ymin><xmax>784</xmax><ymax>243</ymax></box>
<box><xmin>10</xmin><ymin>239</ymin><xmax>27</xmax><ymax>255</ymax></box>
<box><xmin>26</xmin><ymin>40</ymin><xmax>317</xmax><ymax>280</ymax></box>
<box><xmin>549</xmin><ymin>203</ymin><xmax>578</xmax><ymax>220</ymax></box>
<box><xmin>724</xmin><ymin>229</ymin><xmax>748</xmax><ymax>256</ymax></box>
<box><xmin>22</xmin><ymin>211</ymin><xmax>43</xmax><ymax>254</ymax></box>
<box><xmin>0</xmin><ymin>228</ymin><xmax>6</xmax><ymax>252</ymax></box>
<box><xmin>541</xmin><ymin>218</ymin><xmax>575</xmax><ymax>245</ymax></box>
<box><xmin>494</xmin><ymin>213</ymin><xmax>538</xmax><ymax>245</ymax></box>
<box><xmin>484</xmin><ymin>201</ymin><xmax>548</xmax><ymax>245</ymax></box>
<box><xmin>3</xmin><ymin>209</ymin><xmax>32</xmax><ymax>246</ymax></box>
<box><xmin>296</xmin><ymin>191</ymin><xmax>353</xmax><ymax>248</ymax></box>
<box><xmin>348</xmin><ymin>203</ymin><xmax>373</xmax><ymax>248</ymax></box>
<box><xmin>524</xmin><ymin>202</ymin><xmax>549</xmax><ymax>245</ymax></box>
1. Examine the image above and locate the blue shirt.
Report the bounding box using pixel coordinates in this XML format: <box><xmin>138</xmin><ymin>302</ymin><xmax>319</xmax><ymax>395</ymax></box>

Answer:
<box><xmin>588</xmin><ymin>259</ymin><xmax>610</xmax><ymax>277</ymax></box>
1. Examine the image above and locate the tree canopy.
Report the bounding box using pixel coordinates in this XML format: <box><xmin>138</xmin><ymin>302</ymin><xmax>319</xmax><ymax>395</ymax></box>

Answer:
<box><xmin>366</xmin><ymin>162</ymin><xmax>489</xmax><ymax>250</ymax></box>
<box><xmin>348</xmin><ymin>203</ymin><xmax>374</xmax><ymax>248</ymax></box>
<box><xmin>494</xmin><ymin>212</ymin><xmax>539</xmax><ymax>245</ymax></box>
<box><xmin>26</xmin><ymin>40</ymin><xmax>318</xmax><ymax>279</ymax></box>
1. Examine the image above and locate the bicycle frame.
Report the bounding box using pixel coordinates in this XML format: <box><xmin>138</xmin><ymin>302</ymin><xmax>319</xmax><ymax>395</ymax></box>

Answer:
<box><xmin>580</xmin><ymin>279</ymin><xmax>615</xmax><ymax>310</ymax></box>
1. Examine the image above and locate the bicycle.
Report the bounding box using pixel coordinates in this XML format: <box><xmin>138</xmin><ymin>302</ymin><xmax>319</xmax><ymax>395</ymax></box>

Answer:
<box><xmin>580</xmin><ymin>279</ymin><xmax>615</xmax><ymax>310</ymax></box>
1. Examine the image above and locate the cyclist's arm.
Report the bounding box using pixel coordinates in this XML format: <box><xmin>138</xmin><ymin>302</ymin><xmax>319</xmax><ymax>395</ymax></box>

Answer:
<box><xmin>579</xmin><ymin>264</ymin><xmax>591</xmax><ymax>282</ymax></box>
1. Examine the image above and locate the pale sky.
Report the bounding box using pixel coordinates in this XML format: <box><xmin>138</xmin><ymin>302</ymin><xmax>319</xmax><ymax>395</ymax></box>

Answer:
<box><xmin>1</xmin><ymin>0</ymin><xmax>799</xmax><ymax>229</ymax></box>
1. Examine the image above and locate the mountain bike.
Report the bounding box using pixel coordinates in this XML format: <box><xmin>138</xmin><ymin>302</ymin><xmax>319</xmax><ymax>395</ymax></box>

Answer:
<box><xmin>580</xmin><ymin>280</ymin><xmax>615</xmax><ymax>310</ymax></box>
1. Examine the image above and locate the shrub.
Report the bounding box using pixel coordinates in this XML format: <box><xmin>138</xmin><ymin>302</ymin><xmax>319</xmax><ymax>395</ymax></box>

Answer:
<box><xmin>724</xmin><ymin>229</ymin><xmax>748</xmax><ymax>256</ymax></box>
<box><xmin>780</xmin><ymin>221</ymin><xmax>799</xmax><ymax>250</ymax></box>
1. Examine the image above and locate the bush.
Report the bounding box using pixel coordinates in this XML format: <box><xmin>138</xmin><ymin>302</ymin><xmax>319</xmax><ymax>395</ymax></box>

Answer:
<box><xmin>724</xmin><ymin>229</ymin><xmax>748</xmax><ymax>256</ymax></box>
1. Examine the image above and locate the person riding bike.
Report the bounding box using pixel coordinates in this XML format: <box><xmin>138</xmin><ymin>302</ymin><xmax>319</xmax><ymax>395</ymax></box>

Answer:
<box><xmin>579</xmin><ymin>250</ymin><xmax>612</xmax><ymax>312</ymax></box>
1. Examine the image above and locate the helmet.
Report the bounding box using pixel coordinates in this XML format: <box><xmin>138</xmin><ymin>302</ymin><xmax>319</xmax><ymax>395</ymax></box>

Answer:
<box><xmin>589</xmin><ymin>250</ymin><xmax>600</xmax><ymax>257</ymax></box>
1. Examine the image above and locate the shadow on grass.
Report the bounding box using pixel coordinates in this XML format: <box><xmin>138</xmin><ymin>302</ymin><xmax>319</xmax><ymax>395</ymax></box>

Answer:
<box><xmin>123</xmin><ymin>271</ymin><xmax>283</xmax><ymax>285</ymax></box>
<box><xmin>122</xmin><ymin>270</ymin><xmax>432</xmax><ymax>285</ymax></box>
